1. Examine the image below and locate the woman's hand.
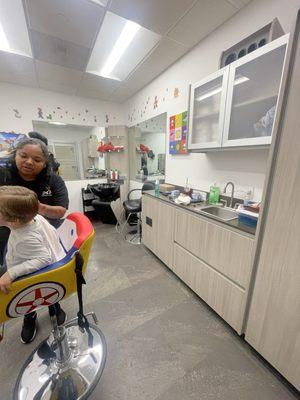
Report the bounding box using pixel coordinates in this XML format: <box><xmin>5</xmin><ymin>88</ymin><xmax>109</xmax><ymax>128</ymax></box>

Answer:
<box><xmin>38</xmin><ymin>202</ymin><xmax>66</xmax><ymax>219</ymax></box>
<box><xmin>0</xmin><ymin>272</ymin><xmax>12</xmax><ymax>294</ymax></box>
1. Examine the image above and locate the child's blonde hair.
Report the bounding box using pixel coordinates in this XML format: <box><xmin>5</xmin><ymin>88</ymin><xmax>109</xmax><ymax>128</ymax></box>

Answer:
<box><xmin>0</xmin><ymin>186</ymin><xmax>38</xmax><ymax>224</ymax></box>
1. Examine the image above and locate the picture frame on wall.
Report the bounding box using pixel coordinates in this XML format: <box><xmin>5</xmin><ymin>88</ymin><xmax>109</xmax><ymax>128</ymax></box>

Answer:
<box><xmin>0</xmin><ymin>132</ymin><xmax>26</xmax><ymax>166</ymax></box>
<box><xmin>169</xmin><ymin>111</ymin><xmax>188</xmax><ymax>154</ymax></box>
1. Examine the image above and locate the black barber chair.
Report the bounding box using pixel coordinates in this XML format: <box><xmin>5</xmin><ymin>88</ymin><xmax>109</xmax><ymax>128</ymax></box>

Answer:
<box><xmin>88</xmin><ymin>183</ymin><xmax>120</xmax><ymax>224</ymax></box>
<box><xmin>119</xmin><ymin>181</ymin><xmax>155</xmax><ymax>244</ymax></box>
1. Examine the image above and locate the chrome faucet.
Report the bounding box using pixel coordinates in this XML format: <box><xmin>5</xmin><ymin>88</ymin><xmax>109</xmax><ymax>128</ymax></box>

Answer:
<box><xmin>224</xmin><ymin>181</ymin><xmax>235</xmax><ymax>208</ymax></box>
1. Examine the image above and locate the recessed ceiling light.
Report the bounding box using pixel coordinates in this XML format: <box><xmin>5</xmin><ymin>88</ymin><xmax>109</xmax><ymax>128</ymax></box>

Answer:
<box><xmin>86</xmin><ymin>12</ymin><xmax>161</xmax><ymax>81</ymax></box>
<box><xmin>0</xmin><ymin>23</ymin><xmax>9</xmax><ymax>51</ymax></box>
<box><xmin>100</xmin><ymin>20</ymin><xmax>140</xmax><ymax>78</ymax></box>
<box><xmin>0</xmin><ymin>0</ymin><xmax>32</xmax><ymax>57</ymax></box>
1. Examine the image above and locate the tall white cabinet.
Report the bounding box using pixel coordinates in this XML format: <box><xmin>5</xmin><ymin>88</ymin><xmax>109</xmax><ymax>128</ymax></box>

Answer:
<box><xmin>188</xmin><ymin>35</ymin><xmax>288</xmax><ymax>151</ymax></box>
<box><xmin>245</xmin><ymin>12</ymin><xmax>300</xmax><ymax>391</ymax></box>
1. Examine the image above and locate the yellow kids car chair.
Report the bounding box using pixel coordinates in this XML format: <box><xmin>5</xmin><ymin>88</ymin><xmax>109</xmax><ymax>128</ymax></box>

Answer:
<box><xmin>0</xmin><ymin>212</ymin><xmax>107</xmax><ymax>400</ymax></box>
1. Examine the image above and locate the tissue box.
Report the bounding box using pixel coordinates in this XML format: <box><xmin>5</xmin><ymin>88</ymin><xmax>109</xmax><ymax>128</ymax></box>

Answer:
<box><xmin>159</xmin><ymin>183</ymin><xmax>175</xmax><ymax>192</ymax></box>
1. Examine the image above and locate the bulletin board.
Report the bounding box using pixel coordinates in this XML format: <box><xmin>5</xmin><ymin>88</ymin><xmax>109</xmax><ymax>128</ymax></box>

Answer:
<box><xmin>0</xmin><ymin>132</ymin><xmax>26</xmax><ymax>166</ymax></box>
<box><xmin>169</xmin><ymin>111</ymin><xmax>188</xmax><ymax>154</ymax></box>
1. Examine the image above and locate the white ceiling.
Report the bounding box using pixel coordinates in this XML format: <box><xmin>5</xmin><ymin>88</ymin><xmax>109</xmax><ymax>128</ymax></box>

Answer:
<box><xmin>0</xmin><ymin>0</ymin><xmax>252</xmax><ymax>102</ymax></box>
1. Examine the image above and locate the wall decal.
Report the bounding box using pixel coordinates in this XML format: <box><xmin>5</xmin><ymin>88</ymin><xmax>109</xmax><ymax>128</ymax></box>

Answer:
<box><xmin>13</xmin><ymin>109</ymin><xmax>21</xmax><ymax>119</ymax></box>
<box><xmin>46</xmin><ymin>114</ymin><xmax>52</xmax><ymax>120</ymax></box>
<box><xmin>85</xmin><ymin>109</ymin><xmax>89</xmax><ymax>113</ymax></box>
<box><xmin>153</xmin><ymin>96</ymin><xmax>158</xmax><ymax>109</ymax></box>
<box><xmin>169</xmin><ymin>111</ymin><xmax>188</xmax><ymax>154</ymax></box>
<box><xmin>105</xmin><ymin>114</ymin><xmax>109</xmax><ymax>123</ymax></box>
<box><xmin>53</xmin><ymin>111</ymin><xmax>56</xmax><ymax>114</ymax></box>
<box><xmin>37</xmin><ymin>107</ymin><xmax>44</xmax><ymax>119</ymax></box>
<box><xmin>94</xmin><ymin>116</ymin><xmax>98</xmax><ymax>123</ymax></box>
<box><xmin>57</xmin><ymin>106</ymin><xmax>61</xmax><ymax>110</ymax></box>
<box><xmin>174</xmin><ymin>88</ymin><xmax>179</xmax><ymax>98</ymax></box>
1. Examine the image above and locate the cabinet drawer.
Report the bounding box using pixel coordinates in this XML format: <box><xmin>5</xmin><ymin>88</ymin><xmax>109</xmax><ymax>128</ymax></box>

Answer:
<box><xmin>173</xmin><ymin>243</ymin><xmax>245</xmax><ymax>333</ymax></box>
<box><xmin>174</xmin><ymin>209</ymin><xmax>254</xmax><ymax>288</ymax></box>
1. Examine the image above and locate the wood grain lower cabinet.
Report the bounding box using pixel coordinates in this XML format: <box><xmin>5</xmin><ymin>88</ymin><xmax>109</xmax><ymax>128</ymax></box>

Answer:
<box><xmin>173</xmin><ymin>243</ymin><xmax>245</xmax><ymax>332</ymax></box>
<box><xmin>142</xmin><ymin>194</ymin><xmax>255</xmax><ymax>334</ymax></box>
<box><xmin>142</xmin><ymin>195</ymin><xmax>174</xmax><ymax>268</ymax></box>
<box><xmin>174</xmin><ymin>208</ymin><xmax>254</xmax><ymax>288</ymax></box>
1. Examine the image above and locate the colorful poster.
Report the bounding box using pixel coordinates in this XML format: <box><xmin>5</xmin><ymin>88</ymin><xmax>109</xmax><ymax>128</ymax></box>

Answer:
<box><xmin>169</xmin><ymin>111</ymin><xmax>188</xmax><ymax>154</ymax></box>
<box><xmin>0</xmin><ymin>132</ymin><xmax>26</xmax><ymax>165</ymax></box>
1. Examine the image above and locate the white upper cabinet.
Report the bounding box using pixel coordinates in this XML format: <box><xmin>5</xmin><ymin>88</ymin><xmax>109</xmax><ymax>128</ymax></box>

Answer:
<box><xmin>188</xmin><ymin>68</ymin><xmax>229</xmax><ymax>150</ymax></box>
<box><xmin>188</xmin><ymin>34</ymin><xmax>289</xmax><ymax>151</ymax></box>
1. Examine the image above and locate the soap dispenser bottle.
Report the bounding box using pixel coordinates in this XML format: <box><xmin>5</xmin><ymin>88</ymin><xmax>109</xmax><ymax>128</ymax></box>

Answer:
<box><xmin>209</xmin><ymin>183</ymin><xmax>220</xmax><ymax>204</ymax></box>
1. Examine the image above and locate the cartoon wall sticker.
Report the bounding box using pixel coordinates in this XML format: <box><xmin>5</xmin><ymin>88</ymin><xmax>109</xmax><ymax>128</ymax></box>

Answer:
<box><xmin>13</xmin><ymin>109</ymin><xmax>21</xmax><ymax>119</ymax></box>
<box><xmin>174</xmin><ymin>88</ymin><xmax>179</xmax><ymax>98</ymax></box>
<box><xmin>153</xmin><ymin>96</ymin><xmax>158</xmax><ymax>109</ymax></box>
<box><xmin>37</xmin><ymin>107</ymin><xmax>44</xmax><ymax>119</ymax></box>
<box><xmin>46</xmin><ymin>114</ymin><xmax>52</xmax><ymax>120</ymax></box>
<box><xmin>105</xmin><ymin>114</ymin><xmax>109</xmax><ymax>123</ymax></box>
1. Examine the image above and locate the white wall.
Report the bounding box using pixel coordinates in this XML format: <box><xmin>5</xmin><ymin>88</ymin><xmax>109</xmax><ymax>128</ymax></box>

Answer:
<box><xmin>124</xmin><ymin>0</ymin><xmax>300</xmax><ymax>200</ymax></box>
<box><xmin>0</xmin><ymin>81</ymin><xmax>126</xmax><ymax>134</ymax></box>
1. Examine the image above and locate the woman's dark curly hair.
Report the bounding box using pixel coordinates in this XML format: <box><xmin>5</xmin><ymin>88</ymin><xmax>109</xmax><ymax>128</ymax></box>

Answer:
<box><xmin>10</xmin><ymin>138</ymin><xmax>51</xmax><ymax>179</ymax></box>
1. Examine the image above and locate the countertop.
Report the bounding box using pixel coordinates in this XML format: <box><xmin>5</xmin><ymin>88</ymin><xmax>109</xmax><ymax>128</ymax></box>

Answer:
<box><xmin>143</xmin><ymin>190</ymin><xmax>256</xmax><ymax>236</ymax></box>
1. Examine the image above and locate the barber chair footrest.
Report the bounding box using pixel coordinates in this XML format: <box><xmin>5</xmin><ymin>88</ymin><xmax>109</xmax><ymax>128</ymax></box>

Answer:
<box><xmin>13</xmin><ymin>320</ymin><xmax>107</xmax><ymax>400</ymax></box>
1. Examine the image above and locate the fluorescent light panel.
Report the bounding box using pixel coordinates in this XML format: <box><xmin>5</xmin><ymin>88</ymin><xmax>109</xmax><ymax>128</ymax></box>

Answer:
<box><xmin>0</xmin><ymin>23</ymin><xmax>9</xmax><ymax>51</ymax></box>
<box><xmin>100</xmin><ymin>21</ymin><xmax>140</xmax><ymax>78</ymax></box>
<box><xmin>0</xmin><ymin>0</ymin><xmax>32</xmax><ymax>57</ymax></box>
<box><xmin>86</xmin><ymin>12</ymin><xmax>161</xmax><ymax>81</ymax></box>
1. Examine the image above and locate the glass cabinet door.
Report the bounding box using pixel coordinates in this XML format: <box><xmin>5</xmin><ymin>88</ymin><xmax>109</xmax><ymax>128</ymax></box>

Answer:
<box><xmin>188</xmin><ymin>68</ymin><xmax>229</xmax><ymax>150</ymax></box>
<box><xmin>223</xmin><ymin>35</ymin><xmax>288</xmax><ymax>147</ymax></box>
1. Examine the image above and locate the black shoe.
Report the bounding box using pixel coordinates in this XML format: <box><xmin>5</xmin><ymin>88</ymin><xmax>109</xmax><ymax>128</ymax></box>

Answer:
<box><xmin>21</xmin><ymin>312</ymin><xmax>37</xmax><ymax>344</ymax></box>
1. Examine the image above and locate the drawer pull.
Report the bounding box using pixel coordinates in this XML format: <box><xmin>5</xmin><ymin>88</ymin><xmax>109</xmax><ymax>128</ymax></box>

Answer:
<box><xmin>146</xmin><ymin>216</ymin><xmax>152</xmax><ymax>227</ymax></box>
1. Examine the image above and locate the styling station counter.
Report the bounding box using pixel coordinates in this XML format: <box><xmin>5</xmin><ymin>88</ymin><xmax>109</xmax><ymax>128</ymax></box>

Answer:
<box><xmin>141</xmin><ymin>192</ymin><xmax>255</xmax><ymax>334</ymax></box>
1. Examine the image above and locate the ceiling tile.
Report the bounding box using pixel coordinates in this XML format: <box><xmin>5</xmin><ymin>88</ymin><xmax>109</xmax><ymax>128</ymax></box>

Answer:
<box><xmin>77</xmin><ymin>73</ymin><xmax>121</xmax><ymax>100</ymax></box>
<box><xmin>109</xmin><ymin>0</ymin><xmax>196</xmax><ymax>35</ymax></box>
<box><xmin>0</xmin><ymin>51</ymin><xmax>38</xmax><ymax>87</ymax></box>
<box><xmin>167</xmin><ymin>0</ymin><xmax>237</xmax><ymax>48</ymax></box>
<box><xmin>109</xmin><ymin>38</ymin><xmax>188</xmax><ymax>102</ymax></box>
<box><xmin>36</xmin><ymin>60</ymin><xmax>83</xmax><ymax>95</ymax></box>
<box><xmin>25</xmin><ymin>0</ymin><xmax>105</xmax><ymax>48</ymax></box>
<box><xmin>30</xmin><ymin>30</ymin><xmax>90</xmax><ymax>71</ymax></box>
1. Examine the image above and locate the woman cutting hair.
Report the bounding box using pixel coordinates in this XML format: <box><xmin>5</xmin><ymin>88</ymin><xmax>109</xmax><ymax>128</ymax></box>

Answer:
<box><xmin>0</xmin><ymin>137</ymin><xmax>69</xmax><ymax>343</ymax></box>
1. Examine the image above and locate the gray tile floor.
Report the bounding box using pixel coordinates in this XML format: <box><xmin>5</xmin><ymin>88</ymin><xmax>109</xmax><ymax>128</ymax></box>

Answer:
<box><xmin>1</xmin><ymin>221</ymin><xmax>299</xmax><ymax>399</ymax></box>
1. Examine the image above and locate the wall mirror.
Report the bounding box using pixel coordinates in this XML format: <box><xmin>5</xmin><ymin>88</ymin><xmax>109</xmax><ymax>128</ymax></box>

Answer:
<box><xmin>128</xmin><ymin>112</ymin><xmax>167</xmax><ymax>182</ymax></box>
<box><xmin>32</xmin><ymin>121</ymin><xmax>106</xmax><ymax>181</ymax></box>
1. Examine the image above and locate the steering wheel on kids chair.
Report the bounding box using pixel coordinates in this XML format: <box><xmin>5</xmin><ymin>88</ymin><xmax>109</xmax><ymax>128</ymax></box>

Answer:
<box><xmin>0</xmin><ymin>212</ymin><xmax>107</xmax><ymax>400</ymax></box>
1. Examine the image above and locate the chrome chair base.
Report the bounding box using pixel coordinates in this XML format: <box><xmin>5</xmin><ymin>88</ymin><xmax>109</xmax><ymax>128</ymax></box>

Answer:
<box><xmin>14</xmin><ymin>315</ymin><xmax>107</xmax><ymax>400</ymax></box>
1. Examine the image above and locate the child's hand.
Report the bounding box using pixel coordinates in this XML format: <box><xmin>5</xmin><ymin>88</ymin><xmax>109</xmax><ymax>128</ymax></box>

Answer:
<box><xmin>0</xmin><ymin>272</ymin><xmax>12</xmax><ymax>294</ymax></box>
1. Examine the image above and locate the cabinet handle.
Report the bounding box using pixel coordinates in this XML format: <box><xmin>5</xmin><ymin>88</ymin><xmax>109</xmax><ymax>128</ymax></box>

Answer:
<box><xmin>146</xmin><ymin>216</ymin><xmax>152</xmax><ymax>227</ymax></box>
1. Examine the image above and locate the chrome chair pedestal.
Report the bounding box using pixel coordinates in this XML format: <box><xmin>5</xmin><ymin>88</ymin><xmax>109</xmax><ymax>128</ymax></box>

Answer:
<box><xmin>14</xmin><ymin>313</ymin><xmax>107</xmax><ymax>400</ymax></box>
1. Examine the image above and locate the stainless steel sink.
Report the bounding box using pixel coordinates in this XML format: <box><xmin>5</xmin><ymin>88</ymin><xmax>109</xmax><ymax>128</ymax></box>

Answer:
<box><xmin>196</xmin><ymin>205</ymin><xmax>237</xmax><ymax>221</ymax></box>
